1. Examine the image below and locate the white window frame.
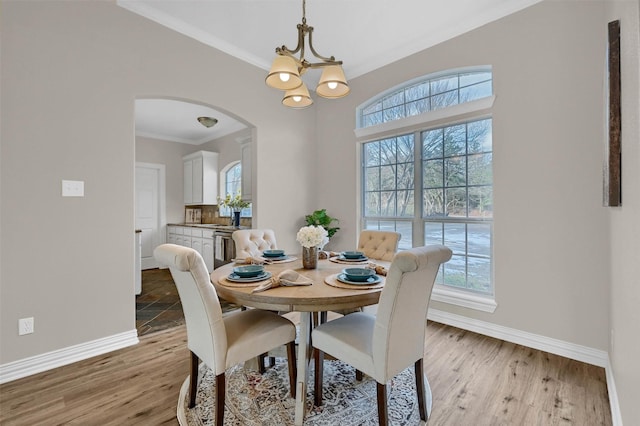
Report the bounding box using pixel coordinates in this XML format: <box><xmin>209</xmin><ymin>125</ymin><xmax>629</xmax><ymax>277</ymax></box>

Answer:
<box><xmin>356</xmin><ymin>67</ymin><xmax>497</xmax><ymax>313</ymax></box>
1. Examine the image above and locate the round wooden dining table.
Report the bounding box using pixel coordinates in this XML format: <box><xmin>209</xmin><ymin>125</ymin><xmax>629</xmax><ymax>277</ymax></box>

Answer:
<box><xmin>210</xmin><ymin>255</ymin><xmax>389</xmax><ymax>425</ymax></box>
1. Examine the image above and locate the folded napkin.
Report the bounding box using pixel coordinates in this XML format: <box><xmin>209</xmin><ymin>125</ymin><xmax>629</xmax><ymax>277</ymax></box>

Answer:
<box><xmin>252</xmin><ymin>269</ymin><xmax>313</xmax><ymax>293</ymax></box>
<box><xmin>234</xmin><ymin>256</ymin><xmax>269</xmax><ymax>265</ymax></box>
<box><xmin>319</xmin><ymin>250</ymin><xmax>341</xmax><ymax>260</ymax></box>
<box><xmin>368</xmin><ymin>263</ymin><xmax>388</xmax><ymax>276</ymax></box>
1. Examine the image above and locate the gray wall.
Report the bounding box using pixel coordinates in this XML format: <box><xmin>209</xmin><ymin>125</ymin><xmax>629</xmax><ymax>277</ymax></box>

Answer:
<box><xmin>1</xmin><ymin>0</ymin><xmax>316</xmax><ymax>363</ymax></box>
<box><xmin>316</xmin><ymin>1</ymin><xmax>638</xmax><ymax>423</ymax></box>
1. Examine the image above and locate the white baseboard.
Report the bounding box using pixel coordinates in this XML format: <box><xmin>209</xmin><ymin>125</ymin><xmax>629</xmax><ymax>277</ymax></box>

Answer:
<box><xmin>427</xmin><ymin>308</ymin><xmax>623</xmax><ymax>424</ymax></box>
<box><xmin>0</xmin><ymin>329</ymin><xmax>139</xmax><ymax>384</ymax></box>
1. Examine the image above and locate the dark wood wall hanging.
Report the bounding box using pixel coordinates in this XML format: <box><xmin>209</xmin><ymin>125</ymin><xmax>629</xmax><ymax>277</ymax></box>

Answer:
<box><xmin>604</xmin><ymin>19</ymin><xmax>622</xmax><ymax>206</ymax></box>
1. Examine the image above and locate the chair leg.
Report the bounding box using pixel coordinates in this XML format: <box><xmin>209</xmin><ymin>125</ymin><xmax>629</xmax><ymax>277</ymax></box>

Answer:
<box><xmin>314</xmin><ymin>348</ymin><xmax>324</xmax><ymax>407</ymax></box>
<box><xmin>269</xmin><ymin>356</ymin><xmax>276</xmax><ymax>367</ymax></box>
<box><xmin>189</xmin><ymin>351</ymin><xmax>199</xmax><ymax>408</ymax></box>
<box><xmin>258</xmin><ymin>353</ymin><xmax>267</xmax><ymax>374</ymax></box>
<box><xmin>376</xmin><ymin>382</ymin><xmax>388</xmax><ymax>426</ymax></box>
<box><xmin>286</xmin><ymin>341</ymin><xmax>297</xmax><ymax>399</ymax></box>
<box><xmin>415</xmin><ymin>358</ymin><xmax>428</xmax><ymax>422</ymax></box>
<box><xmin>356</xmin><ymin>369</ymin><xmax>363</xmax><ymax>381</ymax></box>
<box><xmin>215</xmin><ymin>372</ymin><xmax>226</xmax><ymax>426</ymax></box>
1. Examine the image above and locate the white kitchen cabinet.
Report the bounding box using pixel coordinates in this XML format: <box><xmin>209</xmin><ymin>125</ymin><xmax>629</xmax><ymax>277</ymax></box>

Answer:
<box><xmin>240</xmin><ymin>139</ymin><xmax>252</xmax><ymax>201</ymax></box>
<box><xmin>183</xmin><ymin>151</ymin><xmax>219</xmax><ymax>205</ymax></box>
<box><xmin>166</xmin><ymin>225</ymin><xmax>214</xmax><ymax>272</ymax></box>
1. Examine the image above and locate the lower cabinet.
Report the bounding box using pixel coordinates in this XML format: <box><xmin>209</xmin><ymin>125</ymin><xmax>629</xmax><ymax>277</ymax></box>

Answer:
<box><xmin>167</xmin><ymin>225</ymin><xmax>214</xmax><ymax>272</ymax></box>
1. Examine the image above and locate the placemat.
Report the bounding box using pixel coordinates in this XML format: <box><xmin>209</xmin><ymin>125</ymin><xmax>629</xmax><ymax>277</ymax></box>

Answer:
<box><xmin>219</xmin><ymin>276</ymin><xmax>273</xmax><ymax>288</ymax></box>
<box><xmin>324</xmin><ymin>273</ymin><xmax>385</xmax><ymax>290</ymax></box>
<box><xmin>329</xmin><ymin>256</ymin><xmax>370</xmax><ymax>265</ymax></box>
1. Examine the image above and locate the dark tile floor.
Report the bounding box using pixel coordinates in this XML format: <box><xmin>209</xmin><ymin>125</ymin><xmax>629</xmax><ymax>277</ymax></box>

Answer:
<box><xmin>136</xmin><ymin>268</ymin><xmax>239</xmax><ymax>336</ymax></box>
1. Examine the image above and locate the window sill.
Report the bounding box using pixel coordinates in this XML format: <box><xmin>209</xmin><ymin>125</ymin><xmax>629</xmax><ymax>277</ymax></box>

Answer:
<box><xmin>431</xmin><ymin>285</ymin><xmax>497</xmax><ymax>313</ymax></box>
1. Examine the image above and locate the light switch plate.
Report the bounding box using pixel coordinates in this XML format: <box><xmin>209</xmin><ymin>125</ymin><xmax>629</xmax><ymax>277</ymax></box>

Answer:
<box><xmin>62</xmin><ymin>180</ymin><xmax>84</xmax><ymax>197</ymax></box>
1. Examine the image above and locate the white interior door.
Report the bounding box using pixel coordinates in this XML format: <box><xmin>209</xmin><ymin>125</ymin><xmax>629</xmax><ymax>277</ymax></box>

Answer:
<box><xmin>135</xmin><ymin>163</ymin><xmax>166</xmax><ymax>270</ymax></box>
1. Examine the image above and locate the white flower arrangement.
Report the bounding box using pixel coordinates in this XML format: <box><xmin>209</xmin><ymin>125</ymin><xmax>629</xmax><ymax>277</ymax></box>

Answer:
<box><xmin>296</xmin><ymin>225</ymin><xmax>329</xmax><ymax>248</ymax></box>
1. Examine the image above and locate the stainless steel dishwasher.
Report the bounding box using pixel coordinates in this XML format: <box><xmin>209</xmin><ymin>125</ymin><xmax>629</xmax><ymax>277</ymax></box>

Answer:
<box><xmin>213</xmin><ymin>229</ymin><xmax>235</xmax><ymax>269</ymax></box>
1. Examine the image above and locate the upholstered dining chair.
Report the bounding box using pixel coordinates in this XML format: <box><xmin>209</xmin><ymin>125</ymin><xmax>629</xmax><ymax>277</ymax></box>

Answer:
<box><xmin>153</xmin><ymin>244</ymin><xmax>297</xmax><ymax>426</ymax></box>
<box><xmin>312</xmin><ymin>245</ymin><xmax>452</xmax><ymax>426</ymax></box>
<box><xmin>232</xmin><ymin>228</ymin><xmax>278</xmax><ymax>259</ymax></box>
<box><xmin>357</xmin><ymin>229</ymin><xmax>402</xmax><ymax>261</ymax></box>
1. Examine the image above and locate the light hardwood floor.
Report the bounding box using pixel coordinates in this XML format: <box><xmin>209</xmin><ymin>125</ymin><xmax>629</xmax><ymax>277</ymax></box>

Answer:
<box><xmin>0</xmin><ymin>321</ymin><xmax>611</xmax><ymax>425</ymax></box>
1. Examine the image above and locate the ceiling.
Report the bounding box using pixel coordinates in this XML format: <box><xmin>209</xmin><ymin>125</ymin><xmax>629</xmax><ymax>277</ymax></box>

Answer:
<box><xmin>122</xmin><ymin>0</ymin><xmax>542</xmax><ymax>144</ymax></box>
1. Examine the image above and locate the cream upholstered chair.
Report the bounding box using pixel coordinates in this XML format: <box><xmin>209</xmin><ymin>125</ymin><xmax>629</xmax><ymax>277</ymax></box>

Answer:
<box><xmin>232</xmin><ymin>229</ymin><xmax>278</xmax><ymax>259</ymax></box>
<box><xmin>312</xmin><ymin>245</ymin><xmax>452</xmax><ymax>425</ymax></box>
<box><xmin>357</xmin><ymin>229</ymin><xmax>401</xmax><ymax>261</ymax></box>
<box><xmin>153</xmin><ymin>244</ymin><xmax>297</xmax><ymax>426</ymax></box>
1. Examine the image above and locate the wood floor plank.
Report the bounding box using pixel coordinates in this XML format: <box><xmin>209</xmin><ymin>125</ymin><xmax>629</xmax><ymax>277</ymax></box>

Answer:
<box><xmin>0</xmin><ymin>322</ymin><xmax>611</xmax><ymax>425</ymax></box>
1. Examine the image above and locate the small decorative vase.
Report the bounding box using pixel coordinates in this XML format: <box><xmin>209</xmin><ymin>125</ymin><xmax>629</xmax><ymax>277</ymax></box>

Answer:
<box><xmin>302</xmin><ymin>246</ymin><xmax>318</xmax><ymax>269</ymax></box>
<box><xmin>232</xmin><ymin>211</ymin><xmax>241</xmax><ymax>227</ymax></box>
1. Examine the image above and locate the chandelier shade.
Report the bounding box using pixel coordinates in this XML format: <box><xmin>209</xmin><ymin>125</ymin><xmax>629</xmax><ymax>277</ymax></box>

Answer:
<box><xmin>316</xmin><ymin>65</ymin><xmax>350</xmax><ymax>98</ymax></box>
<box><xmin>265</xmin><ymin>0</ymin><xmax>348</xmax><ymax>108</ymax></box>
<box><xmin>282</xmin><ymin>83</ymin><xmax>313</xmax><ymax>108</ymax></box>
<box><xmin>265</xmin><ymin>56</ymin><xmax>303</xmax><ymax>90</ymax></box>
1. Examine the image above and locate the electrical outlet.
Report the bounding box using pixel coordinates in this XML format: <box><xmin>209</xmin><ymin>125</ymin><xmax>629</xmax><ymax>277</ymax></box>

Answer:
<box><xmin>18</xmin><ymin>317</ymin><xmax>34</xmax><ymax>335</ymax></box>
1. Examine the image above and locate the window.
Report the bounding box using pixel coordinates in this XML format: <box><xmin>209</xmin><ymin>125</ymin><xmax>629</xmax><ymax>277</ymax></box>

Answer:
<box><xmin>219</xmin><ymin>162</ymin><xmax>251</xmax><ymax>217</ymax></box>
<box><xmin>359</xmin><ymin>68</ymin><xmax>495</xmax><ymax>310</ymax></box>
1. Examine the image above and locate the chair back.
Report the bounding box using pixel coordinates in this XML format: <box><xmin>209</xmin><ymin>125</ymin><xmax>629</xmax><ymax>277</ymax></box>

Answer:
<box><xmin>357</xmin><ymin>230</ymin><xmax>401</xmax><ymax>261</ymax></box>
<box><xmin>153</xmin><ymin>244</ymin><xmax>228</xmax><ymax>375</ymax></box>
<box><xmin>372</xmin><ymin>245</ymin><xmax>452</xmax><ymax>381</ymax></box>
<box><xmin>232</xmin><ymin>229</ymin><xmax>278</xmax><ymax>259</ymax></box>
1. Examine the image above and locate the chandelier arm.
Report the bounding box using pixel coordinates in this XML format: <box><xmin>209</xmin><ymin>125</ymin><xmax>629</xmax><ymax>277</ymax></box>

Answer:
<box><xmin>306</xmin><ymin>27</ymin><xmax>338</xmax><ymax>63</ymax></box>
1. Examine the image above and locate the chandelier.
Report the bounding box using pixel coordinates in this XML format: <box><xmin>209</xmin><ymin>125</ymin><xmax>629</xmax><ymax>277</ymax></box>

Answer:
<box><xmin>265</xmin><ymin>0</ymin><xmax>349</xmax><ymax>108</ymax></box>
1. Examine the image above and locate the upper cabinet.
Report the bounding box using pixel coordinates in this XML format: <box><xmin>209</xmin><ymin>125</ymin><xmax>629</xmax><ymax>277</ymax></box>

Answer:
<box><xmin>240</xmin><ymin>139</ymin><xmax>252</xmax><ymax>201</ymax></box>
<box><xmin>183</xmin><ymin>151</ymin><xmax>219</xmax><ymax>205</ymax></box>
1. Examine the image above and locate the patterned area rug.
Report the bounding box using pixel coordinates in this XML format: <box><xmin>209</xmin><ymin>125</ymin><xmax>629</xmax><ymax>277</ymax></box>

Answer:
<box><xmin>177</xmin><ymin>359</ymin><xmax>431</xmax><ymax>426</ymax></box>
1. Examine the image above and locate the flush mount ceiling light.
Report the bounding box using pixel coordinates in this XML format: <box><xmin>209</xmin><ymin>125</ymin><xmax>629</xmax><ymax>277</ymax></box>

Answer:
<box><xmin>265</xmin><ymin>0</ymin><xmax>349</xmax><ymax>109</ymax></box>
<box><xmin>197</xmin><ymin>116</ymin><xmax>218</xmax><ymax>128</ymax></box>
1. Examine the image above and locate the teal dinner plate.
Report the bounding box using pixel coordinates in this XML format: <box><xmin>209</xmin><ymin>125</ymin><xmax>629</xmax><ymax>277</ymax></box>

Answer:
<box><xmin>337</xmin><ymin>273</ymin><xmax>381</xmax><ymax>286</ymax></box>
<box><xmin>227</xmin><ymin>271</ymin><xmax>272</xmax><ymax>283</ymax></box>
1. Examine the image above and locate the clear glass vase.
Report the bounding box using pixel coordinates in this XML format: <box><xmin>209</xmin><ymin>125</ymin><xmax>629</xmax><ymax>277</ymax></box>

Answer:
<box><xmin>302</xmin><ymin>246</ymin><xmax>318</xmax><ymax>269</ymax></box>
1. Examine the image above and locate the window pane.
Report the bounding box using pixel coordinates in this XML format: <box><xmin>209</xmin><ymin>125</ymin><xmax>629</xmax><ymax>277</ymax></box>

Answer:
<box><xmin>459</xmin><ymin>72</ymin><xmax>491</xmax><ymax>87</ymax></box>
<box><xmin>364</xmin><ymin>142</ymin><xmax>380</xmax><ymax>166</ymax></box>
<box><xmin>422</xmin><ymin>129</ymin><xmax>443</xmax><ymax>159</ymax></box>
<box><xmin>443</xmin><ymin>255</ymin><xmax>466</xmax><ymax>288</ymax></box>
<box><xmin>468</xmin><ymin>186</ymin><xmax>493</xmax><ymax>218</ymax></box>
<box><xmin>380</xmin><ymin>139</ymin><xmax>396</xmax><ymax>165</ymax></box>
<box><xmin>468</xmin><ymin>257</ymin><xmax>491</xmax><ymax>293</ymax></box>
<box><xmin>444</xmin><ymin>223</ymin><xmax>466</xmax><ymax>254</ymax></box>
<box><xmin>362</xmin><ymin>101</ymin><xmax>382</xmax><ymax>115</ymax></box>
<box><xmin>380</xmin><ymin>165</ymin><xmax>396</xmax><ymax>190</ymax></box>
<box><xmin>467</xmin><ymin>223</ymin><xmax>491</xmax><ymax>257</ymax></box>
<box><xmin>407</xmin><ymin>99</ymin><xmax>429</xmax><ymax>116</ymax></box>
<box><xmin>445</xmin><ymin>187</ymin><xmax>467</xmax><ymax>217</ymax></box>
<box><xmin>468</xmin><ymin>153</ymin><xmax>492</xmax><ymax>185</ymax></box>
<box><xmin>424</xmin><ymin>222</ymin><xmax>443</xmax><ymax>245</ymax></box>
<box><xmin>444</xmin><ymin>156</ymin><xmax>466</xmax><ymax>187</ymax></box>
<box><xmin>396</xmin><ymin>135</ymin><xmax>414</xmax><ymax>163</ymax></box>
<box><xmin>423</xmin><ymin>159</ymin><xmax>443</xmax><ymax>188</ymax></box>
<box><xmin>396</xmin><ymin>190</ymin><xmax>414</xmax><ymax>216</ymax></box>
<box><xmin>364</xmin><ymin>167</ymin><xmax>380</xmax><ymax>191</ymax></box>
<box><xmin>430</xmin><ymin>76</ymin><xmax>458</xmax><ymax>94</ymax></box>
<box><xmin>468</xmin><ymin>119</ymin><xmax>492</xmax><ymax>153</ymax></box>
<box><xmin>396</xmin><ymin>163</ymin><xmax>414</xmax><ymax>189</ymax></box>
<box><xmin>364</xmin><ymin>112</ymin><xmax>383</xmax><ymax>127</ymax></box>
<box><xmin>380</xmin><ymin>191</ymin><xmax>396</xmax><ymax>215</ymax></box>
<box><xmin>423</xmin><ymin>188</ymin><xmax>444</xmax><ymax>217</ymax></box>
<box><xmin>431</xmin><ymin>91</ymin><xmax>459</xmax><ymax>110</ymax></box>
<box><xmin>444</xmin><ymin>124</ymin><xmax>466</xmax><ymax>157</ymax></box>
<box><xmin>405</xmin><ymin>82</ymin><xmax>428</xmax><ymax>101</ymax></box>
<box><xmin>460</xmin><ymin>80</ymin><xmax>492</xmax><ymax>102</ymax></box>
<box><xmin>384</xmin><ymin>105</ymin><xmax>405</xmax><ymax>122</ymax></box>
<box><xmin>382</xmin><ymin>91</ymin><xmax>404</xmax><ymax>108</ymax></box>
<box><xmin>364</xmin><ymin>192</ymin><xmax>380</xmax><ymax>216</ymax></box>
<box><xmin>396</xmin><ymin>222</ymin><xmax>412</xmax><ymax>250</ymax></box>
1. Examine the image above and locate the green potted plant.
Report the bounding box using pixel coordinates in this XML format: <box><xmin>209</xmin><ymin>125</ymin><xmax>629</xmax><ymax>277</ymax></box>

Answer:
<box><xmin>305</xmin><ymin>209</ymin><xmax>339</xmax><ymax>239</ymax></box>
